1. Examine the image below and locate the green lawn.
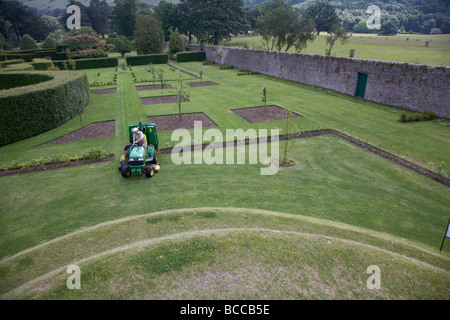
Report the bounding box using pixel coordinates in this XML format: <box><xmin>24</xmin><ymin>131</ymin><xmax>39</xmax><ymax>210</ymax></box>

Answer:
<box><xmin>221</xmin><ymin>33</ymin><xmax>450</xmax><ymax>67</ymax></box>
<box><xmin>0</xmin><ymin>61</ymin><xmax>449</xmax><ymax>299</ymax></box>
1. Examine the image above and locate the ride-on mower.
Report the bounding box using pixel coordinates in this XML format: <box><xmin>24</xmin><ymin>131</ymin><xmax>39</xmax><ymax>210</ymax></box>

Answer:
<box><xmin>119</xmin><ymin>122</ymin><xmax>160</xmax><ymax>178</ymax></box>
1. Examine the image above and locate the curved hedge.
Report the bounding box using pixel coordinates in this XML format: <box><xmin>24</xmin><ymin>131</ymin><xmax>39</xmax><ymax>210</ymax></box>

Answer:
<box><xmin>0</xmin><ymin>71</ymin><xmax>89</xmax><ymax>146</ymax></box>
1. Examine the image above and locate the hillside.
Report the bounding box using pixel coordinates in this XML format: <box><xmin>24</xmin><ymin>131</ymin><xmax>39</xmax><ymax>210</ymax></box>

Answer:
<box><xmin>20</xmin><ymin>0</ymin><xmax>449</xmax><ymax>22</ymax></box>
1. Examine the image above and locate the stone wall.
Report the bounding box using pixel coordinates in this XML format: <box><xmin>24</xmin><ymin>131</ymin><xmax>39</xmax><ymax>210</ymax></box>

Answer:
<box><xmin>189</xmin><ymin>44</ymin><xmax>450</xmax><ymax>118</ymax></box>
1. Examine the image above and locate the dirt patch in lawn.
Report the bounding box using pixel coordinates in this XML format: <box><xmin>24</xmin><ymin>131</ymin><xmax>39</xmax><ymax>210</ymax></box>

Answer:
<box><xmin>41</xmin><ymin>121</ymin><xmax>115</xmax><ymax>146</ymax></box>
<box><xmin>189</xmin><ymin>81</ymin><xmax>219</xmax><ymax>87</ymax></box>
<box><xmin>232</xmin><ymin>106</ymin><xmax>301</xmax><ymax>123</ymax></box>
<box><xmin>147</xmin><ymin>113</ymin><xmax>217</xmax><ymax>132</ymax></box>
<box><xmin>90</xmin><ymin>88</ymin><xmax>117</xmax><ymax>94</ymax></box>
<box><xmin>136</xmin><ymin>84</ymin><xmax>173</xmax><ymax>91</ymax></box>
<box><xmin>141</xmin><ymin>95</ymin><xmax>187</xmax><ymax>105</ymax></box>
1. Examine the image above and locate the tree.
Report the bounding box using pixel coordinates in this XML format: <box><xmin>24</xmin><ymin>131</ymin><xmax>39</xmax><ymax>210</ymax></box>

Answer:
<box><xmin>174</xmin><ymin>75</ymin><xmax>190</xmax><ymax>122</ymax></box>
<box><xmin>20</xmin><ymin>34</ymin><xmax>37</xmax><ymax>50</ymax></box>
<box><xmin>353</xmin><ymin>19</ymin><xmax>370</xmax><ymax>33</ymax></box>
<box><xmin>113</xmin><ymin>0</ymin><xmax>137</xmax><ymax>37</ymax></box>
<box><xmin>304</xmin><ymin>1</ymin><xmax>341</xmax><ymax>36</ymax></box>
<box><xmin>256</xmin><ymin>0</ymin><xmax>315</xmax><ymax>52</ymax></box>
<box><xmin>421</xmin><ymin>19</ymin><xmax>436</xmax><ymax>34</ymax></box>
<box><xmin>291</xmin><ymin>15</ymin><xmax>316</xmax><ymax>53</ymax></box>
<box><xmin>378</xmin><ymin>20</ymin><xmax>398</xmax><ymax>36</ymax></box>
<box><xmin>0</xmin><ymin>0</ymin><xmax>49</xmax><ymax>42</ymax></box>
<box><xmin>87</xmin><ymin>0</ymin><xmax>112</xmax><ymax>38</ymax></box>
<box><xmin>168</xmin><ymin>27</ymin><xmax>188</xmax><ymax>57</ymax></box>
<box><xmin>106</xmin><ymin>35</ymin><xmax>132</xmax><ymax>58</ymax></box>
<box><xmin>66</xmin><ymin>26</ymin><xmax>98</xmax><ymax>38</ymax></box>
<box><xmin>41</xmin><ymin>16</ymin><xmax>64</xmax><ymax>35</ymax></box>
<box><xmin>256</xmin><ymin>0</ymin><xmax>296</xmax><ymax>51</ymax></box>
<box><xmin>41</xmin><ymin>36</ymin><xmax>58</xmax><ymax>49</ymax></box>
<box><xmin>157</xmin><ymin>69</ymin><xmax>166</xmax><ymax>97</ymax></box>
<box><xmin>154</xmin><ymin>1</ymin><xmax>184</xmax><ymax>41</ymax></box>
<box><xmin>325</xmin><ymin>24</ymin><xmax>350</xmax><ymax>56</ymax></box>
<box><xmin>178</xmin><ymin>0</ymin><xmax>249</xmax><ymax>45</ymax></box>
<box><xmin>280</xmin><ymin>109</ymin><xmax>298</xmax><ymax>167</ymax></box>
<box><xmin>134</xmin><ymin>14</ymin><xmax>165</xmax><ymax>55</ymax></box>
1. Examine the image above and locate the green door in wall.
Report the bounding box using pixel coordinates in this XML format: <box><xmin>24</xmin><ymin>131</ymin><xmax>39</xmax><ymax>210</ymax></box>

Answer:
<box><xmin>355</xmin><ymin>73</ymin><xmax>368</xmax><ymax>99</ymax></box>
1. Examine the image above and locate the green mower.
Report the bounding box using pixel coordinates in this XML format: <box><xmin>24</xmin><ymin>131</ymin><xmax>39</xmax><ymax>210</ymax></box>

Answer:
<box><xmin>119</xmin><ymin>122</ymin><xmax>160</xmax><ymax>178</ymax></box>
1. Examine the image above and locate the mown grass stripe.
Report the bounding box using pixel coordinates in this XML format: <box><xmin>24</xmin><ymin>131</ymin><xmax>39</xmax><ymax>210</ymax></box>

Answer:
<box><xmin>3</xmin><ymin>227</ymin><xmax>449</xmax><ymax>299</ymax></box>
<box><xmin>1</xmin><ymin>207</ymin><xmax>447</xmax><ymax>265</ymax></box>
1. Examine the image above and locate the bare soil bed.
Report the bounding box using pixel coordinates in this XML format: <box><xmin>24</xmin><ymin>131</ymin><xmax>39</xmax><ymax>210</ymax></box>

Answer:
<box><xmin>90</xmin><ymin>88</ymin><xmax>117</xmax><ymax>94</ymax></box>
<box><xmin>232</xmin><ymin>105</ymin><xmax>301</xmax><ymax>123</ymax></box>
<box><xmin>141</xmin><ymin>95</ymin><xmax>187</xmax><ymax>105</ymax></box>
<box><xmin>147</xmin><ymin>113</ymin><xmax>217</xmax><ymax>132</ymax></box>
<box><xmin>188</xmin><ymin>81</ymin><xmax>219</xmax><ymax>87</ymax></box>
<box><xmin>41</xmin><ymin>121</ymin><xmax>115</xmax><ymax>146</ymax></box>
<box><xmin>136</xmin><ymin>84</ymin><xmax>173</xmax><ymax>91</ymax></box>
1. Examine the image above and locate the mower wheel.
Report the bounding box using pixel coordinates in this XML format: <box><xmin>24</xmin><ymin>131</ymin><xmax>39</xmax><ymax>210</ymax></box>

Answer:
<box><xmin>145</xmin><ymin>165</ymin><xmax>155</xmax><ymax>178</ymax></box>
<box><xmin>121</xmin><ymin>166</ymin><xmax>131</xmax><ymax>178</ymax></box>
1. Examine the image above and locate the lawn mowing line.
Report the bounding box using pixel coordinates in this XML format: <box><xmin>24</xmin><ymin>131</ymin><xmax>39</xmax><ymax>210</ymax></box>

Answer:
<box><xmin>166</xmin><ymin>62</ymin><xmax>201</xmax><ymax>79</ymax></box>
<box><xmin>158</xmin><ymin>129</ymin><xmax>450</xmax><ymax>187</ymax></box>
<box><xmin>3</xmin><ymin>227</ymin><xmax>449</xmax><ymax>299</ymax></box>
<box><xmin>2</xmin><ymin>207</ymin><xmax>447</xmax><ymax>266</ymax></box>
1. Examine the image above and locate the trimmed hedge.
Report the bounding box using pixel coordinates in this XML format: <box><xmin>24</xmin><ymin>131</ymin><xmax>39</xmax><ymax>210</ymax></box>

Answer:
<box><xmin>30</xmin><ymin>61</ymin><xmax>54</xmax><ymax>70</ymax></box>
<box><xmin>0</xmin><ymin>71</ymin><xmax>90</xmax><ymax>146</ymax></box>
<box><xmin>0</xmin><ymin>53</ymin><xmax>34</xmax><ymax>62</ymax></box>
<box><xmin>2</xmin><ymin>63</ymin><xmax>35</xmax><ymax>71</ymax></box>
<box><xmin>125</xmin><ymin>54</ymin><xmax>168</xmax><ymax>66</ymax></box>
<box><xmin>53</xmin><ymin>57</ymin><xmax>118</xmax><ymax>70</ymax></box>
<box><xmin>0</xmin><ymin>73</ymin><xmax>52</xmax><ymax>90</ymax></box>
<box><xmin>0</xmin><ymin>59</ymin><xmax>25</xmax><ymax>68</ymax></box>
<box><xmin>174</xmin><ymin>51</ymin><xmax>206</xmax><ymax>62</ymax></box>
<box><xmin>0</xmin><ymin>50</ymin><xmax>67</xmax><ymax>62</ymax></box>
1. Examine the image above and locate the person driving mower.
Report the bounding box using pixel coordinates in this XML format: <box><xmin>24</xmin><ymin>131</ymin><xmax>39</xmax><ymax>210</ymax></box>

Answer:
<box><xmin>132</xmin><ymin>127</ymin><xmax>148</xmax><ymax>158</ymax></box>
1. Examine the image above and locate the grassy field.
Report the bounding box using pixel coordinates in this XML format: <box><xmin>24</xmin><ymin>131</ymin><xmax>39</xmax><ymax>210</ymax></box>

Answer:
<box><xmin>0</xmin><ymin>60</ymin><xmax>449</xmax><ymax>299</ymax></box>
<box><xmin>221</xmin><ymin>33</ymin><xmax>450</xmax><ymax>66</ymax></box>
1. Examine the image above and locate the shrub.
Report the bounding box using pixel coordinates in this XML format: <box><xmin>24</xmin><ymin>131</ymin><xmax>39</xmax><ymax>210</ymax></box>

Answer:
<box><xmin>63</xmin><ymin>34</ymin><xmax>102</xmax><ymax>51</ymax></box>
<box><xmin>41</xmin><ymin>36</ymin><xmax>58</xmax><ymax>49</ymax></box>
<box><xmin>20</xmin><ymin>34</ymin><xmax>38</xmax><ymax>50</ymax></box>
<box><xmin>135</xmin><ymin>15</ymin><xmax>165</xmax><ymax>55</ymax></box>
<box><xmin>0</xmin><ymin>71</ymin><xmax>89</xmax><ymax>146</ymax></box>
<box><xmin>174</xmin><ymin>51</ymin><xmax>206</xmax><ymax>62</ymax></box>
<box><xmin>168</xmin><ymin>28</ymin><xmax>188</xmax><ymax>57</ymax></box>
<box><xmin>70</xmin><ymin>49</ymin><xmax>108</xmax><ymax>60</ymax></box>
<box><xmin>400</xmin><ymin>110</ymin><xmax>436</xmax><ymax>123</ymax></box>
<box><xmin>125</xmin><ymin>54</ymin><xmax>168</xmax><ymax>66</ymax></box>
<box><xmin>30</xmin><ymin>61</ymin><xmax>54</xmax><ymax>70</ymax></box>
